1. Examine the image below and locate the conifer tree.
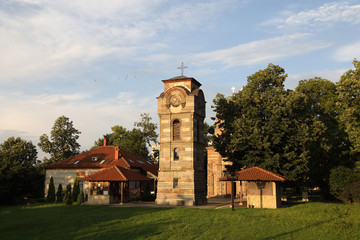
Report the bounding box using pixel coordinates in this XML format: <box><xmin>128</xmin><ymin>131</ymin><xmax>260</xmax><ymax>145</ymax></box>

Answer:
<box><xmin>72</xmin><ymin>177</ymin><xmax>80</xmax><ymax>202</ymax></box>
<box><xmin>38</xmin><ymin>115</ymin><xmax>81</xmax><ymax>164</ymax></box>
<box><xmin>66</xmin><ymin>183</ymin><xmax>72</xmax><ymax>198</ymax></box>
<box><xmin>46</xmin><ymin>177</ymin><xmax>55</xmax><ymax>202</ymax></box>
<box><xmin>56</xmin><ymin>183</ymin><xmax>63</xmax><ymax>202</ymax></box>
<box><xmin>77</xmin><ymin>190</ymin><xmax>84</xmax><ymax>204</ymax></box>
<box><xmin>65</xmin><ymin>191</ymin><xmax>72</xmax><ymax>205</ymax></box>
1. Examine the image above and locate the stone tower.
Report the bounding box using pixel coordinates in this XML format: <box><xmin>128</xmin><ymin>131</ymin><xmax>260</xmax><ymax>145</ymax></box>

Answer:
<box><xmin>155</xmin><ymin>76</ymin><xmax>207</xmax><ymax>206</ymax></box>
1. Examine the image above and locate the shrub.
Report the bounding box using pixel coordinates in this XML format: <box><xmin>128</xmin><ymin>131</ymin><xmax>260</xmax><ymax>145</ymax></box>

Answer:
<box><xmin>329</xmin><ymin>166</ymin><xmax>354</xmax><ymax>196</ymax></box>
<box><xmin>56</xmin><ymin>184</ymin><xmax>63</xmax><ymax>202</ymax></box>
<box><xmin>46</xmin><ymin>177</ymin><xmax>56</xmax><ymax>202</ymax></box>
<box><xmin>330</xmin><ymin>166</ymin><xmax>360</xmax><ymax>203</ymax></box>
<box><xmin>77</xmin><ymin>190</ymin><xmax>84</xmax><ymax>204</ymax></box>
<box><xmin>66</xmin><ymin>183</ymin><xmax>72</xmax><ymax>196</ymax></box>
<box><xmin>72</xmin><ymin>177</ymin><xmax>80</xmax><ymax>202</ymax></box>
<box><xmin>65</xmin><ymin>191</ymin><xmax>72</xmax><ymax>205</ymax></box>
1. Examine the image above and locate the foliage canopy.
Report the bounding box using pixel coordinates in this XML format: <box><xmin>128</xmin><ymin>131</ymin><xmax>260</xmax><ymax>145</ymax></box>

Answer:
<box><xmin>38</xmin><ymin>115</ymin><xmax>81</xmax><ymax>164</ymax></box>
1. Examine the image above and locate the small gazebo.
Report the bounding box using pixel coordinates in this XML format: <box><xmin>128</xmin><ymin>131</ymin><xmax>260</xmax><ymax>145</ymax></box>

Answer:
<box><xmin>221</xmin><ymin>166</ymin><xmax>288</xmax><ymax>209</ymax></box>
<box><xmin>79</xmin><ymin>165</ymin><xmax>152</xmax><ymax>205</ymax></box>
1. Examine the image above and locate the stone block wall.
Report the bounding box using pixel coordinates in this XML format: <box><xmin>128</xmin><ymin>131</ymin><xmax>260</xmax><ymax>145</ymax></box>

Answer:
<box><xmin>156</xmin><ymin>76</ymin><xmax>207</xmax><ymax>206</ymax></box>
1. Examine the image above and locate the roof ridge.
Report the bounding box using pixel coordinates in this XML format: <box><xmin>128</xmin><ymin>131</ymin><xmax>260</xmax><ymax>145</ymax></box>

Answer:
<box><xmin>115</xmin><ymin>165</ymin><xmax>126</xmax><ymax>179</ymax></box>
<box><xmin>254</xmin><ymin>166</ymin><xmax>286</xmax><ymax>180</ymax></box>
<box><xmin>118</xmin><ymin>148</ymin><xmax>147</xmax><ymax>161</ymax></box>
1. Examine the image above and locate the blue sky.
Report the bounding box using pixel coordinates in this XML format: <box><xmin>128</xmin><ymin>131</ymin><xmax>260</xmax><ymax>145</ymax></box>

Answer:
<box><xmin>1</xmin><ymin>0</ymin><xmax>360</xmax><ymax>159</ymax></box>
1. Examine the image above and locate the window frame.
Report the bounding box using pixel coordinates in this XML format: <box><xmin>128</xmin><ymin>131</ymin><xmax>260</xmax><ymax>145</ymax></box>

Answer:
<box><xmin>173</xmin><ymin>148</ymin><xmax>179</xmax><ymax>161</ymax></box>
<box><xmin>173</xmin><ymin>178</ymin><xmax>178</xmax><ymax>188</ymax></box>
<box><xmin>172</xmin><ymin>119</ymin><xmax>181</xmax><ymax>141</ymax></box>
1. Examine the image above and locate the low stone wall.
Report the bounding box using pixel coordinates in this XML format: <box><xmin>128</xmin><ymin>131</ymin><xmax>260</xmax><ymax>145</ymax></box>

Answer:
<box><xmin>88</xmin><ymin>195</ymin><xmax>110</xmax><ymax>205</ymax></box>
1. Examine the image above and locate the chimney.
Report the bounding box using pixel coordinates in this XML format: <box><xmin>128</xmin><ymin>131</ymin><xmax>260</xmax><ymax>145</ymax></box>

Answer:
<box><xmin>115</xmin><ymin>147</ymin><xmax>119</xmax><ymax>159</ymax></box>
<box><xmin>103</xmin><ymin>139</ymin><xmax>107</xmax><ymax>146</ymax></box>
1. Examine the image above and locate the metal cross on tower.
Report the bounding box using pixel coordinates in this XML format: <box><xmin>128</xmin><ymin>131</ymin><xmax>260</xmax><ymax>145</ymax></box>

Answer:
<box><xmin>177</xmin><ymin>62</ymin><xmax>188</xmax><ymax>76</ymax></box>
<box><xmin>231</xmin><ymin>86</ymin><xmax>236</xmax><ymax>94</ymax></box>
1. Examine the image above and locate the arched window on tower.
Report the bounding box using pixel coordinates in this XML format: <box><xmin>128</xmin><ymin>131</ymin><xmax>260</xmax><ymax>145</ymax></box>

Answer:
<box><xmin>173</xmin><ymin>119</ymin><xmax>180</xmax><ymax>140</ymax></box>
<box><xmin>173</xmin><ymin>148</ymin><xmax>179</xmax><ymax>161</ymax></box>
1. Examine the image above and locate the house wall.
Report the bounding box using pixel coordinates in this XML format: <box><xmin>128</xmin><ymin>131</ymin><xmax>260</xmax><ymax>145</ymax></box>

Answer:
<box><xmin>247</xmin><ymin>181</ymin><xmax>280</xmax><ymax>208</ymax></box>
<box><xmin>45</xmin><ymin>169</ymin><xmax>100</xmax><ymax>198</ymax></box>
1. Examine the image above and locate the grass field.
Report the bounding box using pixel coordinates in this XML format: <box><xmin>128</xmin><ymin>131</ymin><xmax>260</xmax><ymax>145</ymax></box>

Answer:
<box><xmin>1</xmin><ymin>202</ymin><xmax>359</xmax><ymax>240</ymax></box>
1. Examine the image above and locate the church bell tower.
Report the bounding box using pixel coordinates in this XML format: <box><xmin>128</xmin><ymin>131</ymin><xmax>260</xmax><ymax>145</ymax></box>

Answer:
<box><xmin>155</xmin><ymin>75</ymin><xmax>207</xmax><ymax>206</ymax></box>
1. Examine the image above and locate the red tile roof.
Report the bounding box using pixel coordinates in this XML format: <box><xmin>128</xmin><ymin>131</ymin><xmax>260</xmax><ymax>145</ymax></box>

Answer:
<box><xmin>117</xmin><ymin>149</ymin><xmax>158</xmax><ymax>176</ymax></box>
<box><xmin>220</xmin><ymin>166</ymin><xmax>288</xmax><ymax>182</ymax></box>
<box><xmin>78</xmin><ymin>166</ymin><xmax>152</xmax><ymax>182</ymax></box>
<box><xmin>45</xmin><ymin>146</ymin><xmax>118</xmax><ymax>169</ymax></box>
<box><xmin>45</xmin><ymin>146</ymin><xmax>158</xmax><ymax>176</ymax></box>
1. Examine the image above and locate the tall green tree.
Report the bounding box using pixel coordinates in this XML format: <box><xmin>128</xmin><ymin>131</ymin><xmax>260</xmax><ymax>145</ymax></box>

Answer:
<box><xmin>337</xmin><ymin>59</ymin><xmax>360</xmax><ymax>153</ymax></box>
<box><xmin>0</xmin><ymin>137</ymin><xmax>40</xmax><ymax>204</ymax></box>
<box><xmin>213</xmin><ymin>64</ymin><xmax>325</xmax><ymax>185</ymax></box>
<box><xmin>134</xmin><ymin>113</ymin><xmax>158</xmax><ymax>148</ymax></box>
<box><xmin>94</xmin><ymin>113</ymin><xmax>158</xmax><ymax>159</ymax></box>
<box><xmin>38</xmin><ymin>115</ymin><xmax>81</xmax><ymax>164</ymax></box>
<box><xmin>295</xmin><ymin>78</ymin><xmax>351</xmax><ymax>195</ymax></box>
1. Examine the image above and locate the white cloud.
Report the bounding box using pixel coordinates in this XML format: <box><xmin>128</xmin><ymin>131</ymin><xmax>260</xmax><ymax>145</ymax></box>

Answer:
<box><xmin>285</xmin><ymin>68</ymin><xmax>346</xmax><ymax>89</ymax></box>
<box><xmin>334</xmin><ymin>40</ymin><xmax>360</xmax><ymax>62</ymax></box>
<box><xmin>0</xmin><ymin>0</ymin><xmax>235</xmax><ymax>83</ymax></box>
<box><xmin>264</xmin><ymin>1</ymin><xmax>360</xmax><ymax>31</ymax></box>
<box><xmin>192</xmin><ymin>33</ymin><xmax>331</xmax><ymax>67</ymax></box>
<box><xmin>0</xmin><ymin>91</ymin><xmax>158</xmax><ymax>158</ymax></box>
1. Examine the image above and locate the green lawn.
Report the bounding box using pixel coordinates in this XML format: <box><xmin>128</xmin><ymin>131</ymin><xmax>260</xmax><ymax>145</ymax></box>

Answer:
<box><xmin>0</xmin><ymin>202</ymin><xmax>359</xmax><ymax>240</ymax></box>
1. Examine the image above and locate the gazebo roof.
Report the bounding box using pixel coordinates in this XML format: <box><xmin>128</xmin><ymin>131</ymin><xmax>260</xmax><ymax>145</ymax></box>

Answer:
<box><xmin>78</xmin><ymin>166</ymin><xmax>152</xmax><ymax>182</ymax></box>
<box><xmin>220</xmin><ymin>166</ymin><xmax>288</xmax><ymax>182</ymax></box>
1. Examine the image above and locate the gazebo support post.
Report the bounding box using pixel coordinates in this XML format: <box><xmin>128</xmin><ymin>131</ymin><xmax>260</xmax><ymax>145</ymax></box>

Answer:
<box><xmin>231</xmin><ymin>179</ymin><xmax>234</xmax><ymax>211</ymax></box>
<box><xmin>239</xmin><ymin>181</ymin><xmax>243</xmax><ymax>206</ymax></box>
<box><xmin>140</xmin><ymin>181</ymin><xmax>142</xmax><ymax>202</ymax></box>
<box><xmin>120</xmin><ymin>181</ymin><xmax>124</xmax><ymax>205</ymax></box>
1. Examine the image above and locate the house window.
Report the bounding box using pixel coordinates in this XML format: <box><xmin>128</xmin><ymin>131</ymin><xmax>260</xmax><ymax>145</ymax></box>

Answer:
<box><xmin>173</xmin><ymin>178</ymin><xmax>178</xmax><ymax>188</ymax></box>
<box><xmin>173</xmin><ymin>119</ymin><xmax>180</xmax><ymax>140</ymax></box>
<box><xmin>173</xmin><ymin>148</ymin><xmax>179</xmax><ymax>161</ymax></box>
<box><xmin>90</xmin><ymin>182</ymin><xmax>109</xmax><ymax>196</ymax></box>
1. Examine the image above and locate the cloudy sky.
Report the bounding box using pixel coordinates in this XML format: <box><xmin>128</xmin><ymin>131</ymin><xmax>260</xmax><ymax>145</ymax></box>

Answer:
<box><xmin>1</xmin><ymin>0</ymin><xmax>360</xmax><ymax>159</ymax></box>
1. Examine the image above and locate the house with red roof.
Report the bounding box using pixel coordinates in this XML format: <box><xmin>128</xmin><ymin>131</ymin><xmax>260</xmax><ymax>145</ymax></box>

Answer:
<box><xmin>45</xmin><ymin>140</ymin><xmax>158</xmax><ymax>204</ymax></box>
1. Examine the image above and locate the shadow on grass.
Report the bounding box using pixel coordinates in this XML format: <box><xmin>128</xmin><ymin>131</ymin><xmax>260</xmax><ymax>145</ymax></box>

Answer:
<box><xmin>73</xmin><ymin>217</ymin><xmax>178</xmax><ymax>239</ymax></box>
<box><xmin>0</xmin><ymin>204</ymin><xmax>174</xmax><ymax>240</ymax></box>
